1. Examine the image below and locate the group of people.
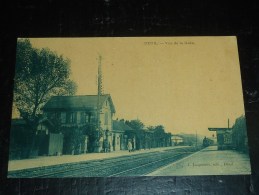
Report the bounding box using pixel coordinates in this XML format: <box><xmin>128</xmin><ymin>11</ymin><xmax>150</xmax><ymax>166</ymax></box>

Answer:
<box><xmin>103</xmin><ymin>139</ymin><xmax>134</xmax><ymax>153</ymax></box>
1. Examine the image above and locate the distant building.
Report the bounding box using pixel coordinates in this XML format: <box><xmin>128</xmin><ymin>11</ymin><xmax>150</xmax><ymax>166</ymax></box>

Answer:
<box><xmin>209</xmin><ymin>117</ymin><xmax>249</xmax><ymax>152</ymax></box>
<box><xmin>112</xmin><ymin>120</ymin><xmax>134</xmax><ymax>150</ymax></box>
<box><xmin>112</xmin><ymin>120</ymin><xmax>173</xmax><ymax>151</ymax></box>
<box><xmin>171</xmin><ymin>135</ymin><xmax>184</xmax><ymax>146</ymax></box>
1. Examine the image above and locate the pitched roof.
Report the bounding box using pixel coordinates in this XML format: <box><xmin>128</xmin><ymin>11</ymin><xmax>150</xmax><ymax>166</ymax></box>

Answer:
<box><xmin>43</xmin><ymin>94</ymin><xmax>115</xmax><ymax>113</ymax></box>
<box><xmin>113</xmin><ymin>120</ymin><xmax>134</xmax><ymax>131</ymax></box>
<box><xmin>208</xmin><ymin>128</ymin><xmax>232</xmax><ymax>131</ymax></box>
<box><xmin>39</xmin><ymin>117</ymin><xmax>54</xmax><ymax>127</ymax></box>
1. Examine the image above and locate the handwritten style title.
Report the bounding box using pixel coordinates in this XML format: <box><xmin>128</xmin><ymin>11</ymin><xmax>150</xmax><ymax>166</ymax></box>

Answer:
<box><xmin>144</xmin><ymin>41</ymin><xmax>195</xmax><ymax>46</ymax></box>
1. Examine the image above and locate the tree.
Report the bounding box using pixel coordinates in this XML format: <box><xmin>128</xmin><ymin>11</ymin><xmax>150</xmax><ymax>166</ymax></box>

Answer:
<box><xmin>154</xmin><ymin>125</ymin><xmax>165</xmax><ymax>134</ymax></box>
<box><xmin>153</xmin><ymin>125</ymin><xmax>166</xmax><ymax>147</ymax></box>
<box><xmin>147</xmin><ymin>126</ymin><xmax>155</xmax><ymax>131</ymax></box>
<box><xmin>13</xmin><ymin>39</ymin><xmax>77</xmax><ymax>156</ymax></box>
<box><xmin>125</xmin><ymin>119</ymin><xmax>144</xmax><ymax>130</ymax></box>
<box><xmin>232</xmin><ymin>115</ymin><xmax>248</xmax><ymax>152</ymax></box>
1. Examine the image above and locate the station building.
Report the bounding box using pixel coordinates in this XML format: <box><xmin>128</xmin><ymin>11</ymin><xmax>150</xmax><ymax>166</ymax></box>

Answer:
<box><xmin>10</xmin><ymin>94</ymin><xmax>173</xmax><ymax>158</ymax></box>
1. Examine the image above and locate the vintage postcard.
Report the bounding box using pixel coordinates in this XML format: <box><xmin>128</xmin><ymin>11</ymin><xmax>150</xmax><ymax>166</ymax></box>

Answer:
<box><xmin>8</xmin><ymin>37</ymin><xmax>251</xmax><ymax>177</ymax></box>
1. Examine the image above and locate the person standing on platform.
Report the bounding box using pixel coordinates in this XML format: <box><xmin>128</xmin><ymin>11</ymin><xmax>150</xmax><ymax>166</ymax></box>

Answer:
<box><xmin>127</xmin><ymin>141</ymin><xmax>132</xmax><ymax>152</ymax></box>
<box><xmin>103</xmin><ymin>139</ymin><xmax>109</xmax><ymax>153</ymax></box>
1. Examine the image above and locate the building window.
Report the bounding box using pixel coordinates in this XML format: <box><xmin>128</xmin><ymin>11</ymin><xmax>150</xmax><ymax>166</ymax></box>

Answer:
<box><xmin>117</xmin><ymin>136</ymin><xmax>120</xmax><ymax>145</ymax></box>
<box><xmin>224</xmin><ymin>134</ymin><xmax>232</xmax><ymax>144</ymax></box>
<box><xmin>72</xmin><ymin>112</ymin><xmax>77</xmax><ymax>123</ymax></box>
<box><xmin>66</xmin><ymin>112</ymin><xmax>77</xmax><ymax>123</ymax></box>
<box><xmin>37</xmin><ymin>124</ymin><xmax>49</xmax><ymax>135</ymax></box>
<box><xmin>80</xmin><ymin>112</ymin><xmax>85</xmax><ymax>123</ymax></box>
<box><xmin>54</xmin><ymin>112</ymin><xmax>61</xmax><ymax>121</ymax></box>
<box><xmin>82</xmin><ymin>113</ymin><xmax>91</xmax><ymax>123</ymax></box>
<box><xmin>105</xmin><ymin>112</ymin><xmax>108</xmax><ymax>125</ymax></box>
<box><xmin>66</xmin><ymin>112</ymin><xmax>72</xmax><ymax>123</ymax></box>
<box><xmin>88</xmin><ymin>113</ymin><xmax>91</xmax><ymax>123</ymax></box>
<box><xmin>77</xmin><ymin>112</ymin><xmax>81</xmax><ymax>123</ymax></box>
<box><xmin>37</xmin><ymin>124</ymin><xmax>45</xmax><ymax>131</ymax></box>
<box><xmin>90</xmin><ymin>114</ymin><xmax>95</xmax><ymax>123</ymax></box>
<box><xmin>61</xmin><ymin>112</ymin><xmax>66</xmax><ymax>123</ymax></box>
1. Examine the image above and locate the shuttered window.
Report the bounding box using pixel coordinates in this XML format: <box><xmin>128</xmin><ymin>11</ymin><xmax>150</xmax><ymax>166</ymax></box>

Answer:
<box><xmin>66</xmin><ymin>112</ymin><xmax>77</xmax><ymax>123</ymax></box>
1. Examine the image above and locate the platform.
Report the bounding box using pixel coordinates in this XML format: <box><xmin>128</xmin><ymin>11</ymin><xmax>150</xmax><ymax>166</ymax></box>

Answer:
<box><xmin>148</xmin><ymin>146</ymin><xmax>251</xmax><ymax>176</ymax></box>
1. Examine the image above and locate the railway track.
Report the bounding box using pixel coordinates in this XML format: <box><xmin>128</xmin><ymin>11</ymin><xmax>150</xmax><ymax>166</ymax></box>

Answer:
<box><xmin>8</xmin><ymin>147</ymin><xmax>198</xmax><ymax>177</ymax></box>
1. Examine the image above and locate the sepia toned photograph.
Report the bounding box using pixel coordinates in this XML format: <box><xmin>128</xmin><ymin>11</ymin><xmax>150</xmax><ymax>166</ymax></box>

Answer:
<box><xmin>7</xmin><ymin>37</ymin><xmax>251</xmax><ymax>177</ymax></box>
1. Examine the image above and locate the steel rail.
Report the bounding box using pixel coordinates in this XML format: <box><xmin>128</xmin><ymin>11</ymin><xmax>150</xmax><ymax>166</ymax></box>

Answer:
<box><xmin>9</xmin><ymin>147</ymin><xmax>196</xmax><ymax>178</ymax></box>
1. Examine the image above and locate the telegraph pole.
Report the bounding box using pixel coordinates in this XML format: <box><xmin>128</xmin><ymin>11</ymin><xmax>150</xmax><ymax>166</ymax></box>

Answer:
<box><xmin>196</xmin><ymin>130</ymin><xmax>198</xmax><ymax>150</ymax></box>
<box><xmin>97</xmin><ymin>54</ymin><xmax>103</xmax><ymax>130</ymax></box>
<box><xmin>95</xmin><ymin>54</ymin><xmax>103</xmax><ymax>152</ymax></box>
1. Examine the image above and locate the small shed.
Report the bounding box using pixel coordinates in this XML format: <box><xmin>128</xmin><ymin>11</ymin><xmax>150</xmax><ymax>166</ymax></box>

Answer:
<box><xmin>36</xmin><ymin>118</ymin><xmax>64</xmax><ymax>156</ymax></box>
<box><xmin>37</xmin><ymin>132</ymin><xmax>63</xmax><ymax>156</ymax></box>
<box><xmin>208</xmin><ymin>128</ymin><xmax>233</xmax><ymax>150</ymax></box>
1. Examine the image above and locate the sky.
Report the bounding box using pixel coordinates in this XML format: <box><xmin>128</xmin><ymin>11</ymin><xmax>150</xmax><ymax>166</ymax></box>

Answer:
<box><xmin>20</xmin><ymin>36</ymin><xmax>245</xmax><ymax>137</ymax></box>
